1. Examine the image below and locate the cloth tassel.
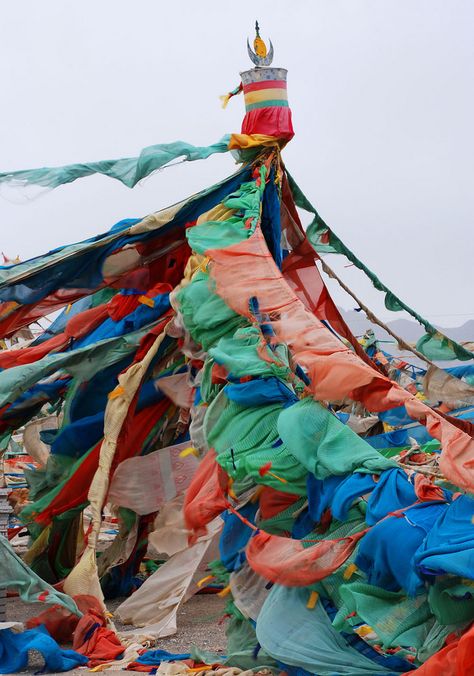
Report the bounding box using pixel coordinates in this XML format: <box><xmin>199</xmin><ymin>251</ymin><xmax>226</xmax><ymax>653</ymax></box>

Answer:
<box><xmin>220</xmin><ymin>83</ymin><xmax>243</xmax><ymax>109</ymax></box>
<box><xmin>307</xmin><ymin>590</ymin><xmax>319</xmax><ymax>609</ymax></box>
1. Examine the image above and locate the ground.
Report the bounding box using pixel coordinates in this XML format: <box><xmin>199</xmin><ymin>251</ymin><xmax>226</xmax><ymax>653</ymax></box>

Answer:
<box><xmin>6</xmin><ymin>593</ymin><xmax>227</xmax><ymax>674</ymax></box>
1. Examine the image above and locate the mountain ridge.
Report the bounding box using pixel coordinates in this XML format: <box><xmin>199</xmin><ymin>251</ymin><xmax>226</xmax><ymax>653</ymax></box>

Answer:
<box><xmin>338</xmin><ymin>308</ymin><xmax>474</xmax><ymax>344</ymax></box>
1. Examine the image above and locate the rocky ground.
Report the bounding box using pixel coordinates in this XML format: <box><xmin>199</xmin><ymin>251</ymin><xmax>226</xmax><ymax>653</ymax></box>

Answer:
<box><xmin>6</xmin><ymin>593</ymin><xmax>228</xmax><ymax>674</ymax></box>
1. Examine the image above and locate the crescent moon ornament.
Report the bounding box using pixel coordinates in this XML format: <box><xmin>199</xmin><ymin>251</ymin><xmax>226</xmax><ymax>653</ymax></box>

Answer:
<box><xmin>247</xmin><ymin>21</ymin><xmax>274</xmax><ymax>66</ymax></box>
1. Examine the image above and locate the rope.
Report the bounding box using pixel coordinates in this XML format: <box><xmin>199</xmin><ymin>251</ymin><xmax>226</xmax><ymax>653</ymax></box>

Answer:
<box><xmin>318</xmin><ymin>257</ymin><xmax>438</xmax><ymax>368</ymax></box>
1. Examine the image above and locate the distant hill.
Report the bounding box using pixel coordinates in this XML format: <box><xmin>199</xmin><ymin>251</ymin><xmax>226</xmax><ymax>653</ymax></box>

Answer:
<box><xmin>338</xmin><ymin>309</ymin><xmax>474</xmax><ymax>344</ymax></box>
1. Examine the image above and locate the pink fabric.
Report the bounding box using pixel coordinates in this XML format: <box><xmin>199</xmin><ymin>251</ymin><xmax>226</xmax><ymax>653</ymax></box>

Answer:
<box><xmin>183</xmin><ymin>449</ymin><xmax>229</xmax><ymax>542</ymax></box>
<box><xmin>259</xmin><ymin>486</ymin><xmax>301</xmax><ymax>520</ymax></box>
<box><xmin>155</xmin><ymin>372</ymin><xmax>194</xmax><ymax>409</ymax></box>
<box><xmin>246</xmin><ymin>529</ymin><xmax>366</xmax><ymax>586</ymax></box>
<box><xmin>207</xmin><ymin>227</ymin><xmax>400</xmax><ymax>407</ymax></box>
<box><xmin>107</xmin><ymin>442</ymin><xmax>199</xmax><ymax>514</ymax></box>
<box><xmin>26</xmin><ymin>594</ymin><xmax>103</xmax><ymax>644</ymax></box>
<box><xmin>0</xmin><ymin>304</ymin><xmax>109</xmax><ymax>369</ymax></box>
<box><xmin>73</xmin><ymin>608</ymin><xmax>124</xmax><ymax>667</ymax></box>
<box><xmin>205</xmin><ymin>225</ymin><xmax>474</xmax><ymax>492</ymax></box>
<box><xmin>241</xmin><ymin>107</ymin><xmax>294</xmax><ymax>140</ymax></box>
<box><xmin>282</xmin><ymin>239</ymin><xmax>381</xmax><ymax>371</ymax></box>
<box><xmin>414</xmin><ymin>474</ymin><xmax>445</xmax><ymax>502</ymax></box>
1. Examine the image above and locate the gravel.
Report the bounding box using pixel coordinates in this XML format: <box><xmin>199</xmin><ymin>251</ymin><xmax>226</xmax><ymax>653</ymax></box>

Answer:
<box><xmin>6</xmin><ymin>593</ymin><xmax>228</xmax><ymax>674</ymax></box>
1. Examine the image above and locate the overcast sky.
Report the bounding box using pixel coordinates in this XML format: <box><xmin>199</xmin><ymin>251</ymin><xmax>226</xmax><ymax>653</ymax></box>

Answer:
<box><xmin>1</xmin><ymin>1</ymin><xmax>472</xmax><ymax>330</ymax></box>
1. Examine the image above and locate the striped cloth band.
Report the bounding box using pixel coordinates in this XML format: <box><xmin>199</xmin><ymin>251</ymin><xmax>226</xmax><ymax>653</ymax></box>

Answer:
<box><xmin>243</xmin><ymin>79</ymin><xmax>288</xmax><ymax>112</ymax></box>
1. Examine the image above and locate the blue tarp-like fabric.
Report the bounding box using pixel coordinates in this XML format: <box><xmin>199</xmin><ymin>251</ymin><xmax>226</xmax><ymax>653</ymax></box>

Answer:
<box><xmin>51</xmin><ymin>373</ymin><xmax>168</xmax><ymax>458</ymax></box>
<box><xmin>356</xmin><ymin>501</ymin><xmax>449</xmax><ymax>596</ymax></box>
<box><xmin>413</xmin><ymin>495</ymin><xmax>474</xmax><ymax>579</ymax></box>
<box><xmin>375</xmin><ymin>400</ymin><xmax>474</xmax><ymax>430</ymax></box>
<box><xmin>68</xmin><ymin>356</ymin><xmax>133</xmax><ymax>422</ymax></box>
<box><xmin>274</xmin><ymin>661</ymin><xmax>315</xmax><ymax>676</ymax></box>
<box><xmin>225</xmin><ymin>377</ymin><xmax>298</xmax><ymax>408</ymax></box>
<box><xmin>0</xmin><ymin>220</ymin><xmax>141</xmax><ymax>305</ymax></box>
<box><xmin>378</xmin><ymin>406</ymin><xmax>413</xmax><ymax>428</ymax></box>
<box><xmin>136</xmin><ymin>649</ymin><xmax>191</xmax><ymax>666</ymax></box>
<box><xmin>3</xmin><ymin>380</ymin><xmax>69</xmax><ymax>419</ymax></box>
<box><xmin>366</xmin><ymin>426</ymin><xmax>432</xmax><ymax>450</ymax></box>
<box><xmin>0</xmin><ymin>626</ymin><xmax>88</xmax><ymax>674</ymax></box>
<box><xmin>368</xmin><ymin>406</ymin><xmax>474</xmax><ymax>451</ymax></box>
<box><xmin>307</xmin><ymin>474</ymin><xmax>347</xmax><ymax>523</ymax></box>
<box><xmin>260</xmin><ymin>169</ymin><xmax>283</xmax><ymax>269</ymax></box>
<box><xmin>331</xmin><ymin>473</ymin><xmax>377</xmax><ymax>522</ymax></box>
<box><xmin>219</xmin><ymin>502</ymin><xmax>258</xmax><ymax>572</ymax></box>
<box><xmin>51</xmin><ymin>411</ymin><xmax>104</xmax><ymax>457</ymax></box>
<box><xmin>72</xmin><ymin>291</ymin><xmax>170</xmax><ymax>349</ymax></box>
<box><xmin>365</xmin><ymin>469</ymin><xmax>417</xmax><ymax>526</ymax></box>
<box><xmin>446</xmin><ymin>364</ymin><xmax>474</xmax><ymax>384</ymax></box>
<box><xmin>292</xmin><ymin>509</ymin><xmax>317</xmax><ymax>539</ymax></box>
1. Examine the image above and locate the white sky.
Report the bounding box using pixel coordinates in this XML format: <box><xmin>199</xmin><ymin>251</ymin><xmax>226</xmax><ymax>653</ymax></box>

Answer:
<box><xmin>1</xmin><ymin>1</ymin><xmax>473</xmax><ymax>328</ymax></box>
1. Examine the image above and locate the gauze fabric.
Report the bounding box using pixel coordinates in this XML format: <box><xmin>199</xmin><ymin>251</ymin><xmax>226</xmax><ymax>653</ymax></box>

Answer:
<box><xmin>278</xmin><ymin>398</ymin><xmax>395</xmax><ymax>479</ymax></box>
<box><xmin>256</xmin><ymin>585</ymin><xmax>401</xmax><ymax>675</ymax></box>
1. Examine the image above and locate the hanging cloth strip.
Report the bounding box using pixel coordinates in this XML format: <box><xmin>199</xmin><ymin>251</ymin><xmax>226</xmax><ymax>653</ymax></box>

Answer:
<box><xmin>0</xmin><ymin>137</ymin><xmax>231</xmax><ymax>189</ymax></box>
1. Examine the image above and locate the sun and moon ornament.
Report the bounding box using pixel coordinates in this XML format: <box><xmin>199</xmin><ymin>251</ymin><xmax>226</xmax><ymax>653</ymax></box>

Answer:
<box><xmin>247</xmin><ymin>21</ymin><xmax>274</xmax><ymax>67</ymax></box>
<box><xmin>220</xmin><ymin>21</ymin><xmax>274</xmax><ymax>109</ymax></box>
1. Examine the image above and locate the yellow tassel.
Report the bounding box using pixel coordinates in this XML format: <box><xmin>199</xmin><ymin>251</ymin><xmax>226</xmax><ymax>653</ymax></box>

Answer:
<box><xmin>251</xmin><ymin>486</ymin><xmax>264</xmax><ymax>503</ymax></box>
<box><xmin>198</xmin><ymin>257</ymin><xmax>209</xmax><ymax>272</ymax></box>
<box><xmin>179</xmin><ymin>446</ymin><xmax>199</xmax><ymax>458</ymax></box>
<box><xmin>218</xmin><ymin>585</ymin><xmax>231</xmax><ymax>598</ymax></box>
<box><xmin>355</xmin><ymin>624</ymin><xmax>374</xmax><ymax>638</ymax></box>
<box><xmin>220</xmin><ymin>93</ymin><xmax>231</xmax><ymax>109</ymax></box>
<box><xmin>228</xmin><ymin>478</ymin><xmax>237</xmax><ymax>500</ymax></box>
<box><xmin>219</xmin><ymin>84</ymin><xmax>242</xmax><ymax>109</ymax></box>
<box><xmin>108</xmin><ymin>385</ymin><xmax>125</xmax><ymax>399</ymax></box>
<box><xmin>187</xmin><ymin>666</ymin><xmax>213</xmax><ymax>673</ymax></box>
<box><xmin>65</xmin><ymin>303</ymin><xmax>72</xmax><ymax>314</ymax></box>
<box><xmin>343</xmin><ymin>563</ymin><xmax>358</xmax><ymax>580</ymax></box>
<box><xmin>307</xmin><ymin>590</ymin><xmax>319</xmax><ymax>609</ymax></box>
<box><xmin>138</xmin><ymin>295</ymin><xmax>154</xmax><ymax>308</ymax></box>
<box><xmin>268</xmin><ymin>471</ymin><xmax>287</xmax><ymax>484</ymax></box>
<box><xmin>197</xmin><ymin>574</ymin><xmax>214</xmax><ymax>588</ymax></box>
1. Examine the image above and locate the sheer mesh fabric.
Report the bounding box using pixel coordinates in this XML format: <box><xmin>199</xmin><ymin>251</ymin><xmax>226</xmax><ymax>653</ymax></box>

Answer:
<box><xmin>246</xmin><ymin>529</ymin><xmax>366</xmax><ymax>586</ymax></box>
